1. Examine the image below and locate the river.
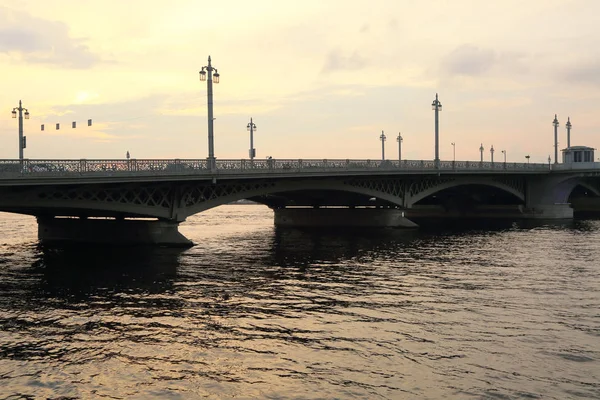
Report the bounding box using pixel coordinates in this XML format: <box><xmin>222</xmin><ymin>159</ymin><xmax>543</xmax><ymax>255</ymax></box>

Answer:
<box><xmin>0</xmin><ymin>206</ymin><xmax>599</xmax><ymax>399</ymax></box>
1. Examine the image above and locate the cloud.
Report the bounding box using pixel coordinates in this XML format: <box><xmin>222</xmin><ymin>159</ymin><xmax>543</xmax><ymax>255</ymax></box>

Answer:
<box><xmin>323</xmin><ymin>49</ymin><xmax>369</xmax><ymax>73</ymax></box>
<box><xmin>441</xmin><ymin>44</ymin><xmax>496</xmax><ymax>76</ymax></box>
<box><xmin>0</xmin><ymin>6</ymin><xmax>101</xmax><ymax>68</ymax></box>
<box><xmin>561</xmin><ymin>59</ymin><xmax>600</xmax><ymax>87</ymax></box>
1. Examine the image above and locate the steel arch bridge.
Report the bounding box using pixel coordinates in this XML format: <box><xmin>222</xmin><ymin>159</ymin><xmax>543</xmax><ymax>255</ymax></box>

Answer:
<box><xmin>1</xmin><ymin>157</ymin><xmax>600</xmax><ymax>245</ymax></box>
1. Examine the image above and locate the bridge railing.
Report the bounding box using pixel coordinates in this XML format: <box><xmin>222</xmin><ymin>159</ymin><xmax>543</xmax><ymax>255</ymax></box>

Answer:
<box><xmin>0</xmin><ymin>158</ymin><xmax>551</xmax><ymax>178</ymax></box>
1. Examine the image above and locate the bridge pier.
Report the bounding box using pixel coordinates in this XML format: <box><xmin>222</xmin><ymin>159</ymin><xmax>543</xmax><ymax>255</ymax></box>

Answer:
<box><xmin>525</xmin><ymin>203</ymin><xmax>573</xmax><ymax>219</ymax></box>
<box><xmin>273</xmin><ymin>207</ymin><xmax>418</xmax><ymax>228</ymax></box>
<box><xmin>405</xmin><ymin>203</ymin><xmax>573</xmax><ymax>220</ymax></box>
<box><xmin>37</xmin><ymin>217</ymin><xmax>193</xmax><ymax>247</ymax></box>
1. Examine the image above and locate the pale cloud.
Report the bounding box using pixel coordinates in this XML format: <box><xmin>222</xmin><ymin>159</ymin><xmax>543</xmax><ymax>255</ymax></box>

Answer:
<box><xmin>560</xmin><ymin>59</ymin><xmax>600</xmax><ymax>87</ymax></box>
<box><xmin>464</xmin><ymin>96</ymin><xmax>532</xmax><ymax>110</ymax></box>
<box><xmin>442</xmin><ymin>45</ymin><xmax>496</xmax><ymax>76</ymax></box>
<box><xmin>323</xmin><ymin>49</ymin><xmax>369</xmax><ymax>73</ymax></box>
<box><xmin>0</xmin><ymin>6</ymin><xmax>102</xmax><ymax>69</ymax></box>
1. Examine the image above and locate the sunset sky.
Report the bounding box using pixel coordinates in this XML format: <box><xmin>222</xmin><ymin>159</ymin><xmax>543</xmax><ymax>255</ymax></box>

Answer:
<box><xmin>0</xmin><ymin>0</ymin><xmax>598</xmax><ymax>163</ymax></box>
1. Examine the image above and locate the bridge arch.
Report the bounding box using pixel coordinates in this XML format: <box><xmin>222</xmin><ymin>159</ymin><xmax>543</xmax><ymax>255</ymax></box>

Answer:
<box><xmin>544</xmin><ymin>176</ymin><xmax>600</xmax><ymax>204</ymax></box>
<box><xmin>406</xmin><ymin>177</ymin><xmax>525</xmax><ymax>207</ymax></box>
<box><xmin>179</xmin><ymin>178</ymin><xmax>406</xmax><ymax>218</ymax></box>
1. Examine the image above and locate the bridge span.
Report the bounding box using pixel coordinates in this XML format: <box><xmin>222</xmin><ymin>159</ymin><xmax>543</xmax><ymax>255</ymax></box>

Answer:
<box><xmin>1</xmin><ymin>158</ymin><xmax>599</xmax><ymax>246</ymax></box>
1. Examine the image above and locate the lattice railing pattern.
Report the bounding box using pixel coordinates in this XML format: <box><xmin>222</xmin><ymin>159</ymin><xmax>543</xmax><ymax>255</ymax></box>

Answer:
<box><xmin>35</xmin><ymin>184</ymin><xmax>174</xmax><ymax>209</ymax></box>
<box><xmin>492</xmin><ymin>177</ymin><xmax>526</xmax><ymax>197</ymax></box>
<box><xmin>180</xmin><ymin>181</ymin><xmax>277</xmax><ymax>208</ymax></box>
<box><xmin>0</xmin><ymin>158</ymin><xmax>552</xmax><ymax>179</ymax></box>
<box><xmin>344</xmin><ymin>178</ymin><xmax>407</xmax><ymax>198</ymax></box>
<box><xmin>406</xmin><ymin>178</ymin><xmax>456</xmax><ymax>198</ymax></box>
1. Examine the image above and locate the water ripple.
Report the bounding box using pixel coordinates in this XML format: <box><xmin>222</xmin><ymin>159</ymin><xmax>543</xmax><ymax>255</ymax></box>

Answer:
<box><xmin>0</xmin><ymin>210</ymin><xmax>599</xmax><ymax>399</ymax></box>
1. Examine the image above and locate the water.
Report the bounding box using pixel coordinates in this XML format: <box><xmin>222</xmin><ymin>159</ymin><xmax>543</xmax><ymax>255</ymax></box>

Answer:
<box><xmin>0</xmin><ymin>207</ymin><xmax>599</xmax><ymax>399</ymax></box>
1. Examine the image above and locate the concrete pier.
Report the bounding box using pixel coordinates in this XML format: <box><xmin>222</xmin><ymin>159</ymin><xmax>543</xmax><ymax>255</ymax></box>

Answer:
<box><xmin>406</xmin><ymin>204</ymin><xmax>573</xmax><ymax>220</ymax></box>
<box><xmin>274</xmin><ymin>207</ymin><xmax>418</xmax><ymax>228</ymax></box>
<box><xmin>37</xmin><ymin>217</ymin><xmax>193</xmax><ymax>247</ymax></box>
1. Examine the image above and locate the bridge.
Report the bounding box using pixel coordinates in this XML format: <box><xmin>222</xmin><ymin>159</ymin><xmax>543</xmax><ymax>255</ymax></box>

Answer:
<box><xmin>1</xmin><ymin>157</ymin><xmax>600</xmax><ymax>246</ymax></box>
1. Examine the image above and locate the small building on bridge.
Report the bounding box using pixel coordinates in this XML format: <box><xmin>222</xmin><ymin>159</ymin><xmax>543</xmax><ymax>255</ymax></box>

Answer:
<box><xmin>562</xmin><ymin>146</ymin><xmax>595</xmax><ymax>163</ymax></box>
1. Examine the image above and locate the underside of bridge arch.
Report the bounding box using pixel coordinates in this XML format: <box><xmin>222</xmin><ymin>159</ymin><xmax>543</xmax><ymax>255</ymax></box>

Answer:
<box><xmin>246</xmin><ymin>189</ymin><xmax>398</xmax><ymax>209</ymax></box>
<box><xmin>413</xmin><ymin>184</ymin><xmax>524</xmax><ymax>207</ymax></box>
<box><xmin>566</xmin><ymin>178</ymin><xmax>600</xmax><ymax>217</ymax></box>
<box><xmin>179</xmin><ymin>177</ymin><xmax>407</xmax><ymax>217</ymax></box>
<box><xmin>406</xmin><ymin>183</ymin><xmax>527</xmax><ymax>221</ymax></box>
<box><xmin>177</xmin><ymin>178</ymin><xmax>415</xmax><ymax>229</ymax></box>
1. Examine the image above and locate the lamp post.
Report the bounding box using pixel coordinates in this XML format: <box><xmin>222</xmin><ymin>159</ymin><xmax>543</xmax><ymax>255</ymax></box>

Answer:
<box><xmin>380</xmin><ymin>130</ymin><xmax>386</xmax><ymax>161</ymax></box>
<box><xmin>479</xmin><ymin>143</ymin><xmax>484</xmax><ymax>162</ymax></box>
<box><xmin>11</xmin><ymin>100</ymin><xmax>30</xmax><ymax>161</ymax></box>
<box><xmin>490</xmin><ymin>145</ymin><xmax>495</xmax><ymax>163</ymax></box>
<box><xmin>199</xmin><ymin>56</ymin><xmax>220</xmax><ymax>171</ymax></box>
<box><xmin>566</xmin><ymin>117</ymin><xmax>572</xmax><ymax>148</ymax></box>
<box><xmin>396</xmin><ymin>132</ymin><xmax>403</xmax><ymax>164</ymax></box>
<box><xmin>552</xmin><ymin>114</ymin><xmax>559</xmax><ymax>164</ymax></box>
<box><xmin>247</xmin><ymin>118</ymin><xmax>257</xmax><ymax>161</ymax></box>
<box><xmin>431</xmin><ymin>93</ymin><xmax>442</xmax><ymax>167</ymax></box>
<box><xmin>501</xmin><ymin>149</ymin><xmax>506</xmax><ymax>164</ymax></box>
<box><xmin>451</xmin><ymin>142</ymin><xmax>456</xmax><ymax>162</ymax></box>
<box><xmin>526</xmin><ymin>155</ymin><xmax>530</xmax><ymax>164</ymax></box>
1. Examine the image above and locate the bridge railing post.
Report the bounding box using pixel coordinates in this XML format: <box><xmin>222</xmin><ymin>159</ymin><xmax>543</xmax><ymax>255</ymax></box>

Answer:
<box><xmin>79</xmin><ymin>159</ymin><xmax>86</xmax><ymax>173</ymax></box>
<box><xmin>21</xmin><ymin>159</ymin><xmax>29</xmax><ymax>174</ymax></box>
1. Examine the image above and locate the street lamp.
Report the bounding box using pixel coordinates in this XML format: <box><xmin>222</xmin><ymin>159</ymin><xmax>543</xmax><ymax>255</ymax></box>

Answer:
<box><xmin>247</xmin><ymin>118</ymin><xmax>257</xmax><ymax>161</ymax></box>
<box><xmin>525</xmin><ymin>155</ymin><xmax>530</xmax><ymax>164</ymax></box>
<box><xmin>431</xmin><ymin>93</ymin><xmax>442</xmax><ymax>167</ymax></box>
<box><xmin>566</xmin><ymin>117</ymin><xmax>572</xmax><ymax>148</ymax></box>
<box><xmin>479</xmin><ymin>143</ymin><xmax>484</xmax><ymax>162</ymax></box>
<box><xmin>199</xmin><ymin>55</ymin><xmax>221</xmax><ymax>170</ymax></box>
<box><xmin>501</xmin><ymin>149</ymin><xmax>506</xmax><ymax>164</ymax></box>
<box><xmin>380</xmin><ymin>130</ymin><xmax>386</xmax><ymax>161</ymax></box>
<box><xmin>451</xmin><ymin>142</ymin><xmax>456</xmax><ymax>162</ymax></box>
<box><xmin>552</xmin><ymin>114</ymin><xmax>559</xmax><ymax>164</ymax></box>
<box><xmin>490</xmin><ymin>145</ymin><xmax>495</xmax><ymax>163</ymax></box>
<box><xmin>11</xmin><ymin>100</ymin><xmax>30</xmax><ymax>161</ymax></box>
<box><xmin>396</xmin><ymin>132</ymin><xmax>403</xmax><ymax>164</ymax></box>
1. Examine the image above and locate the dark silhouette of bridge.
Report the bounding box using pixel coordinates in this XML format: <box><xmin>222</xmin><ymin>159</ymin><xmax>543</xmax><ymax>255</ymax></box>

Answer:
<box><xmin>1</xmin><ymin>157</ymin><xmax>599</xmax><ymax>245</ymax></box>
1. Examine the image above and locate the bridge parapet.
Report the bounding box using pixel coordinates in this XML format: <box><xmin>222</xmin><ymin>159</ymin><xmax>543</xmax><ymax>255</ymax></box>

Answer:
<box><xmin>0</xmin><ymin>158</ymin><xmax>551</xmax><ymax>180</ymax></box>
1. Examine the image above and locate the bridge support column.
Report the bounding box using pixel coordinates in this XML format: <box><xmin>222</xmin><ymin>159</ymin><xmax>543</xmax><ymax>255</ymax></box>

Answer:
<box><xmin>524</xmin><ymin>177</ymin><xmax>574</xmax><ymax>219</ymax></box>
<box><xmin>525</xmin><ymin>203</ymin><xmax>573</xmax><ymax>219</ymax></box>
<box><xmin>274</xmin><ymin>207</ymin><xmax>418</xmax><ymax>228</ymax></box>
<box><xmin>37</xmin><ymin>217</ymin><xmax>193</xmax><ymax>247</ymax></box>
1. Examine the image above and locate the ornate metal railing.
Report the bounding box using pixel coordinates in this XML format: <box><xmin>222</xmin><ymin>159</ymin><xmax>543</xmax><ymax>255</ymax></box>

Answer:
<box><xmin>0</xmin><ymin>158</ymin><xmax>553</xmax><ymax>179</ymax></box>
